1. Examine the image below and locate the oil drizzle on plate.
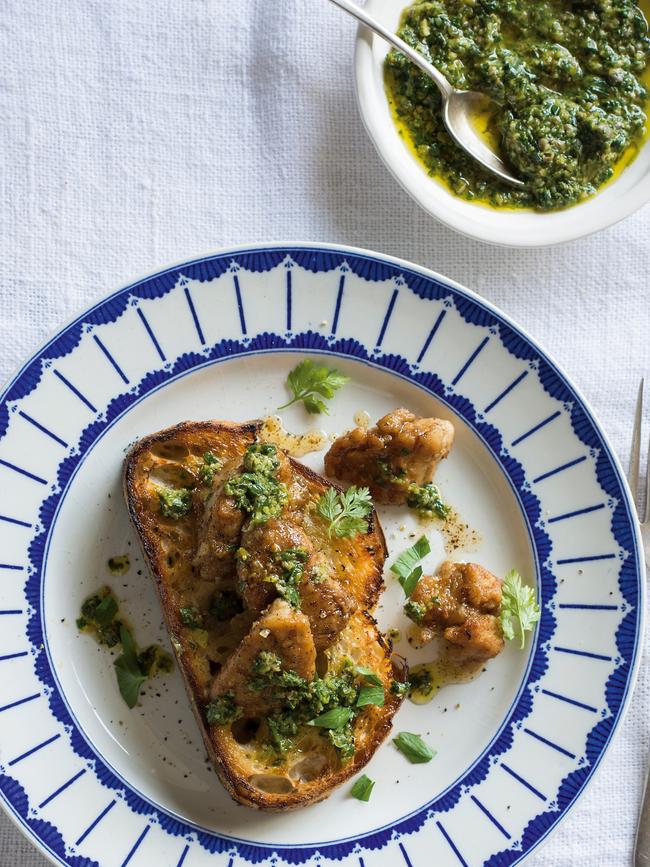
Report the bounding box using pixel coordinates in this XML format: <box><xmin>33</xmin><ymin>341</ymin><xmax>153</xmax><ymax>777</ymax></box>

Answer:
<box><xmin>413</xmin><ymin>504</ymin><xmax>481</xmax><ymax>555</ymax></box>
<box><xmin>353</xmin><ymin>410</ymin><xmax>371</xmax><ymax>429</ymax></box>
<box><xmin>408</xmin><ymin>656</ymin><xmax>485</xmax><ymax>704</ymax></box>
<box><xmin>260</xmin><ymin>416</ymin><xmax>327</xmax><ymax>457</ymax></box>
<box><xmin>438</xmin><ymin>506</ymin><xmax>481</xmax><ymax>554</ymax></box>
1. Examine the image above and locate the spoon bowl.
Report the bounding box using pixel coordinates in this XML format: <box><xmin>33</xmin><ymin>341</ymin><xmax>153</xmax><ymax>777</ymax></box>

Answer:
<box><xmin>444</xmin><ymin>91</ymin><xmax>524</xmax><ymax>189</ymax></box>
<box><xmin>329</xmin><ymin>0</ymin><xmax>524</xmax><ymax>188</ymax></box>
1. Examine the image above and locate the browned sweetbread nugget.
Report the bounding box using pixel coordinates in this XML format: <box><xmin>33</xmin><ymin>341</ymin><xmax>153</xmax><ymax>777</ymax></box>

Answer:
<box><xmin>324</xmin><ymin>408</ymin><xmax>454</xmax><ymax>504</ymax></box>
<box><xmin>406</xmin><ymin>560</ymin><xmax>504</xmax><ymax>663</ymax></box>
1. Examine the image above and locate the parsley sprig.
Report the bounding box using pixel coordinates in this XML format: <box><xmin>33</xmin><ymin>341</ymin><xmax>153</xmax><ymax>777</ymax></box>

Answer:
<box><xmin>316</xmin><ymin>486</ymin><xmax>373</xmax><ymax>538</ymax></box>
<box><xmin>278</xmin><ymin>359</ymin><xmax>350</xmax><ymax>414</ymax></box>
<box><xmin>500</xmin><ymin>569</ymin><xmax>541</xmax><ymax>649</ymax></box>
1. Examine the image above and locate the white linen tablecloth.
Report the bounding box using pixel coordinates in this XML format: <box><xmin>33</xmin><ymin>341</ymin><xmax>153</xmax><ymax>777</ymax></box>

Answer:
<box><xmin>0</xmin><ymin>1</ymin><xmax>648</xmax><ymax>864</ymax></box>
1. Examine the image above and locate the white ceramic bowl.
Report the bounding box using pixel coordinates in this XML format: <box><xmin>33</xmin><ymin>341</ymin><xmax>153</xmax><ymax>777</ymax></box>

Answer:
<box><xmin>354</xmin><ymin>0</ymin><xmax>650</xmax><ymax>247</ymax></box>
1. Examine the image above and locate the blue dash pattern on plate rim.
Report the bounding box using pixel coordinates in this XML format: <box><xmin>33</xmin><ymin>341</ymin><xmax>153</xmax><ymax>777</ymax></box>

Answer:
<box><xmin>0</xmin><ymin>245</ymin><xmax>641</xmax><ymax>866</ymax></box>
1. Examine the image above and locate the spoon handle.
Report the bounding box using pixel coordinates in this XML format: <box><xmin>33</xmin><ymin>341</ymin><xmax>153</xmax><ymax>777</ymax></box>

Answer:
<box><xmin>328</xmin><ymin>0</ymin><xmax>453</xmax><ymax>99</ymax></box>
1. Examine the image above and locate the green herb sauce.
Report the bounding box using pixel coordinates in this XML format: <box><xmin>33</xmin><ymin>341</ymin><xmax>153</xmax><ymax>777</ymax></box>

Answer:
<box><xmin>107</xmin><ymin>554</ymin><xmax>130</xmax><ymax>576</ymax></box>
<box><xmin>406</xmin><ymin>482</ymin><xmax>450</xmax><ymax>519</ymax></box>
<box><xmin>264</xmin><ymin>548</ymin><xmax>309</xmax><ymax>609</ymax></box>
<box><xmin>77</xmin><ymin>587</ymin><xmax>172</xmax><ymax>707</ymax></box>
<box><xmin>208</xmin><ymin>653</ymin><xmax>377</xmax><ymax>761</ymax></box>
<box><xmin>224</xmin><ymin>443</ymin><xmax>288</xmax><ymax>526</ymax></box>
<box><xmin>384</xmin><ymin>0</ymin><xmax>650</xmax><ymax>209</ymax></box>
<box><xmin>158</xmin><ymin>486</ymin><xmax>192</xmax><ymax>519</ymax></box>
<box><xmin>198</xmin><ymin>451</ymin><xmax>223</xmax><ymax>486</ymax></box>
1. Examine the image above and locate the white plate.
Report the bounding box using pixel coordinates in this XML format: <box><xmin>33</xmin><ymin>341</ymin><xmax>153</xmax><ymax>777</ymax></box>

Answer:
<box><xmin>0</xmin><ymin>244</ymin><xmax>643</xmax><ymax>867</ymax></box>
<box><xmin>354</xmin><ymin>0</ymin><xmax>650</xmax><ymax>247</ymax></box>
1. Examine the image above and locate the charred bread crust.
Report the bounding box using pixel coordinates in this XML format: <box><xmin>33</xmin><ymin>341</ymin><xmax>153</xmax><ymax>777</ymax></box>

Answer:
<box><xmin>123</xmin><ymin>419</ymin><xmax>403</xmax><ymax>811</ymax></box>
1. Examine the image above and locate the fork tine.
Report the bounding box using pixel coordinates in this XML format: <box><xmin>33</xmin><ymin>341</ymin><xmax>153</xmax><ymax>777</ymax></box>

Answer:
<box><xmin>628</xmin><ymin>378</ymin><xmax>644</xmax><ymax>505</ymax></box>
<box><xmin>644</xmin><ymin>427</ymin><xmax>650</xmax><ymax>524</ymax></box>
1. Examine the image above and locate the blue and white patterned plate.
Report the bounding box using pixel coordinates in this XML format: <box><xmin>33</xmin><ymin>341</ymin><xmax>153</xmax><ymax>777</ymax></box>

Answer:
<box><xmin>0</xmin><ymin>244</ymin><xmax>643</xmax><ymax>867</ymax></box>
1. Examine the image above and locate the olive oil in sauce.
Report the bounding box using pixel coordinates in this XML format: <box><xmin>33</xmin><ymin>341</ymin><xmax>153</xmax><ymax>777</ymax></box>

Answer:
<box><xmin>353</xmin><ymin>410</ymin><xmax>371</xmax><ymax>430</ymax></box>
<box><xmin>385</xmin><ymin>0</ymin><xmax>650</xmax><ymax>210</ymax></box>
<box><xmin>408</xmin><ymin>657</ymin><xmax>484</xmax><ymax>705</ymax></box>
<box><xmin>260</xmin><ymin>415</ymin><xmax>328</xmax><ymax>457</ymax></box>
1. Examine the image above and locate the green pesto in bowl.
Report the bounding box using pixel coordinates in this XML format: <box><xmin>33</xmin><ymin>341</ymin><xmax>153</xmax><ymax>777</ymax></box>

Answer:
<box><xmin>384</xmin><ymin>0</ymin><xmax>650</xmax><ymax>210</ymax></box>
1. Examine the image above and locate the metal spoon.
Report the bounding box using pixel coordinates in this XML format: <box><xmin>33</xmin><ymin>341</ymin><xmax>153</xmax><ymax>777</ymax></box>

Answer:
<box><xmin>329</xmin><ymin>0</ymin><xmax>525</xmax><ymax>188</ymax></box>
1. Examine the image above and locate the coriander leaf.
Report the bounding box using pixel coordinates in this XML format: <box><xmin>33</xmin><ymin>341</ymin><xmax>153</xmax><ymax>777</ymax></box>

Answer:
<box><xmin>356</xmin><ymin>684</ymin><xmax>385</xmax><ymax>707</ymax></box>
<box><xmin>501</xmin><ymin>612</ymin><xmax>515</xmax><ymax>643</ymax></box>
<box><xmin>317</xmin><ymin>487</ymin><xmax>339</xmax><ymax>522</ymax></box>
<box><xmin>354</xmin><ymin>665</ymin><xmax>383</xmax><ymax>687</ymax></box>
<box><xmin>393</xmin><ymin>731</ymin><xmax>436</xmax><ymax>764</ymax></box>
<box><xmin>94</xmin><ymin>594</ymin><xmax>118</xmax><ymax>627</ymax></box>
<box><xmin>308</xmin><ymin>706</ymin><xmax>354</xmax><ymax>730</ymax></box>
<box><xmin>350</xmin><ymin>774</ymin><xmax>375</xmax><ymax>802</ymax></box>
<box><xmin>500</xmin><ymin>569</ymin><xmax>541</xmax><ymax>649</ymax></box>
<box><xmin>399</xmin><ymin>565</ymin><xmax>423</xmax><ymax>598</ymax></box>
<box><xmin>390</xmin><ymin>536</ymin><xmax>431</xmax><ymax>580</ymax></box>
<box><xmin>303</xmin><ymin>394</ymin><xmax>328</xmax><ymax>415</ymax></box>
<box><xmin>316</xmin><ymin>486</ymin><xmax>373</xmax><ymax>538</ymax></box>
<box><xmin>278</xmin><ymin>359</ymin><xmax>350</xmax><ymax>414</ymax></box>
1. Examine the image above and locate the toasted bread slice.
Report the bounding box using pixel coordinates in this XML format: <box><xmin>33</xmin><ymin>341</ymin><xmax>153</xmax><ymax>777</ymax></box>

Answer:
<box><xmin>124</xmin><ymin>420</ymin><xmax>404</xmax><ymax>810</ymax></box>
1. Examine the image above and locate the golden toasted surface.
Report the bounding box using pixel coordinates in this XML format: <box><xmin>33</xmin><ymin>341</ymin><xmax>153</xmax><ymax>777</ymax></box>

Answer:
<box><xmin>124</xmin><ymin>419</ymin><xmax>403</xmax><ymax>811</ymax></box>
<box><xmin>212</xmin><ymin>609</ymin><xmax>403</xmax><ymax>809</ymax></box>
<box><xmin>324</xmin><ymin>408</ymin><xmax>455</xmax><ymax>504</ymax></box>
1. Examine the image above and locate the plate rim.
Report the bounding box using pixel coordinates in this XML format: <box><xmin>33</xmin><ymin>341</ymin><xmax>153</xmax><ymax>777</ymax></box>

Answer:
<box><xmin>0</xmin><ymin>241</ymin><xmax>645</xmax><ymax>867</ymax></box>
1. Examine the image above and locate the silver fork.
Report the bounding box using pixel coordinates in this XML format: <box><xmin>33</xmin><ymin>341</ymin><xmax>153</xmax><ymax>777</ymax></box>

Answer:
<box><xmin>630</xmin><ymin>379</ymin><xmax>649</xmax><ymax>866</ymax></box>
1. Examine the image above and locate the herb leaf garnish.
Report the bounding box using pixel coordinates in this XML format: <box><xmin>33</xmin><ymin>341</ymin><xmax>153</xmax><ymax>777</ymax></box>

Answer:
<box><xmin>317</xmin><ymin>486</ymin><xmax>373</xmax><ymax>538</ymax></box>
<box><xmin>94</xmin><ymin>594</ymin><xmax>118</xmax><ymax>627</ymax></box>
<box><xmin>278</xmin><ymin>359</ymin><xmax>350</xmax><ymax>414</ymax></box>
<box><xmin>356</xmin><ymin>684</ymin><xmax>385</xmax><ymax>707</ymax></box>
<box><xmin>390</xmin><ymin>536</ymin><xmax>430</xmax><ymax>596</ymax></box>
<box><xmin>393</xmin><ymin>731</ymin><xmax>436</xmax><ymax>764</ymax></box>
<box><xmin>350</xmin><ymin>774</ymin><xmax>375</xmax><ymax>802</ymax></box>
<box><xmin>354</xmin><ymin>665</ymin><xmax>383</xmax><ymax>687</ymax></box>
<box><xmin>114</xmin><ymin>625</ymin><xmax>148</xmax><ymax>709</ymax></box>
<box><xmin>500</xmin><ymin>569</ymin><xmax>541</xmax><ymax>648</ymax></box>
<box><xmin>400</xmin><ymin>565</ymin><xmax>423</xmax><ymax>598</ymax></box>
<box><xmin>390</xmin><ymin>536</ymin><xmax>430</xmax><ymax>579</ymax></box>
<box><xmin>308</xmin><ymin>706</ymin><xmax>354</xmax><ymax>730</ymax></box>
